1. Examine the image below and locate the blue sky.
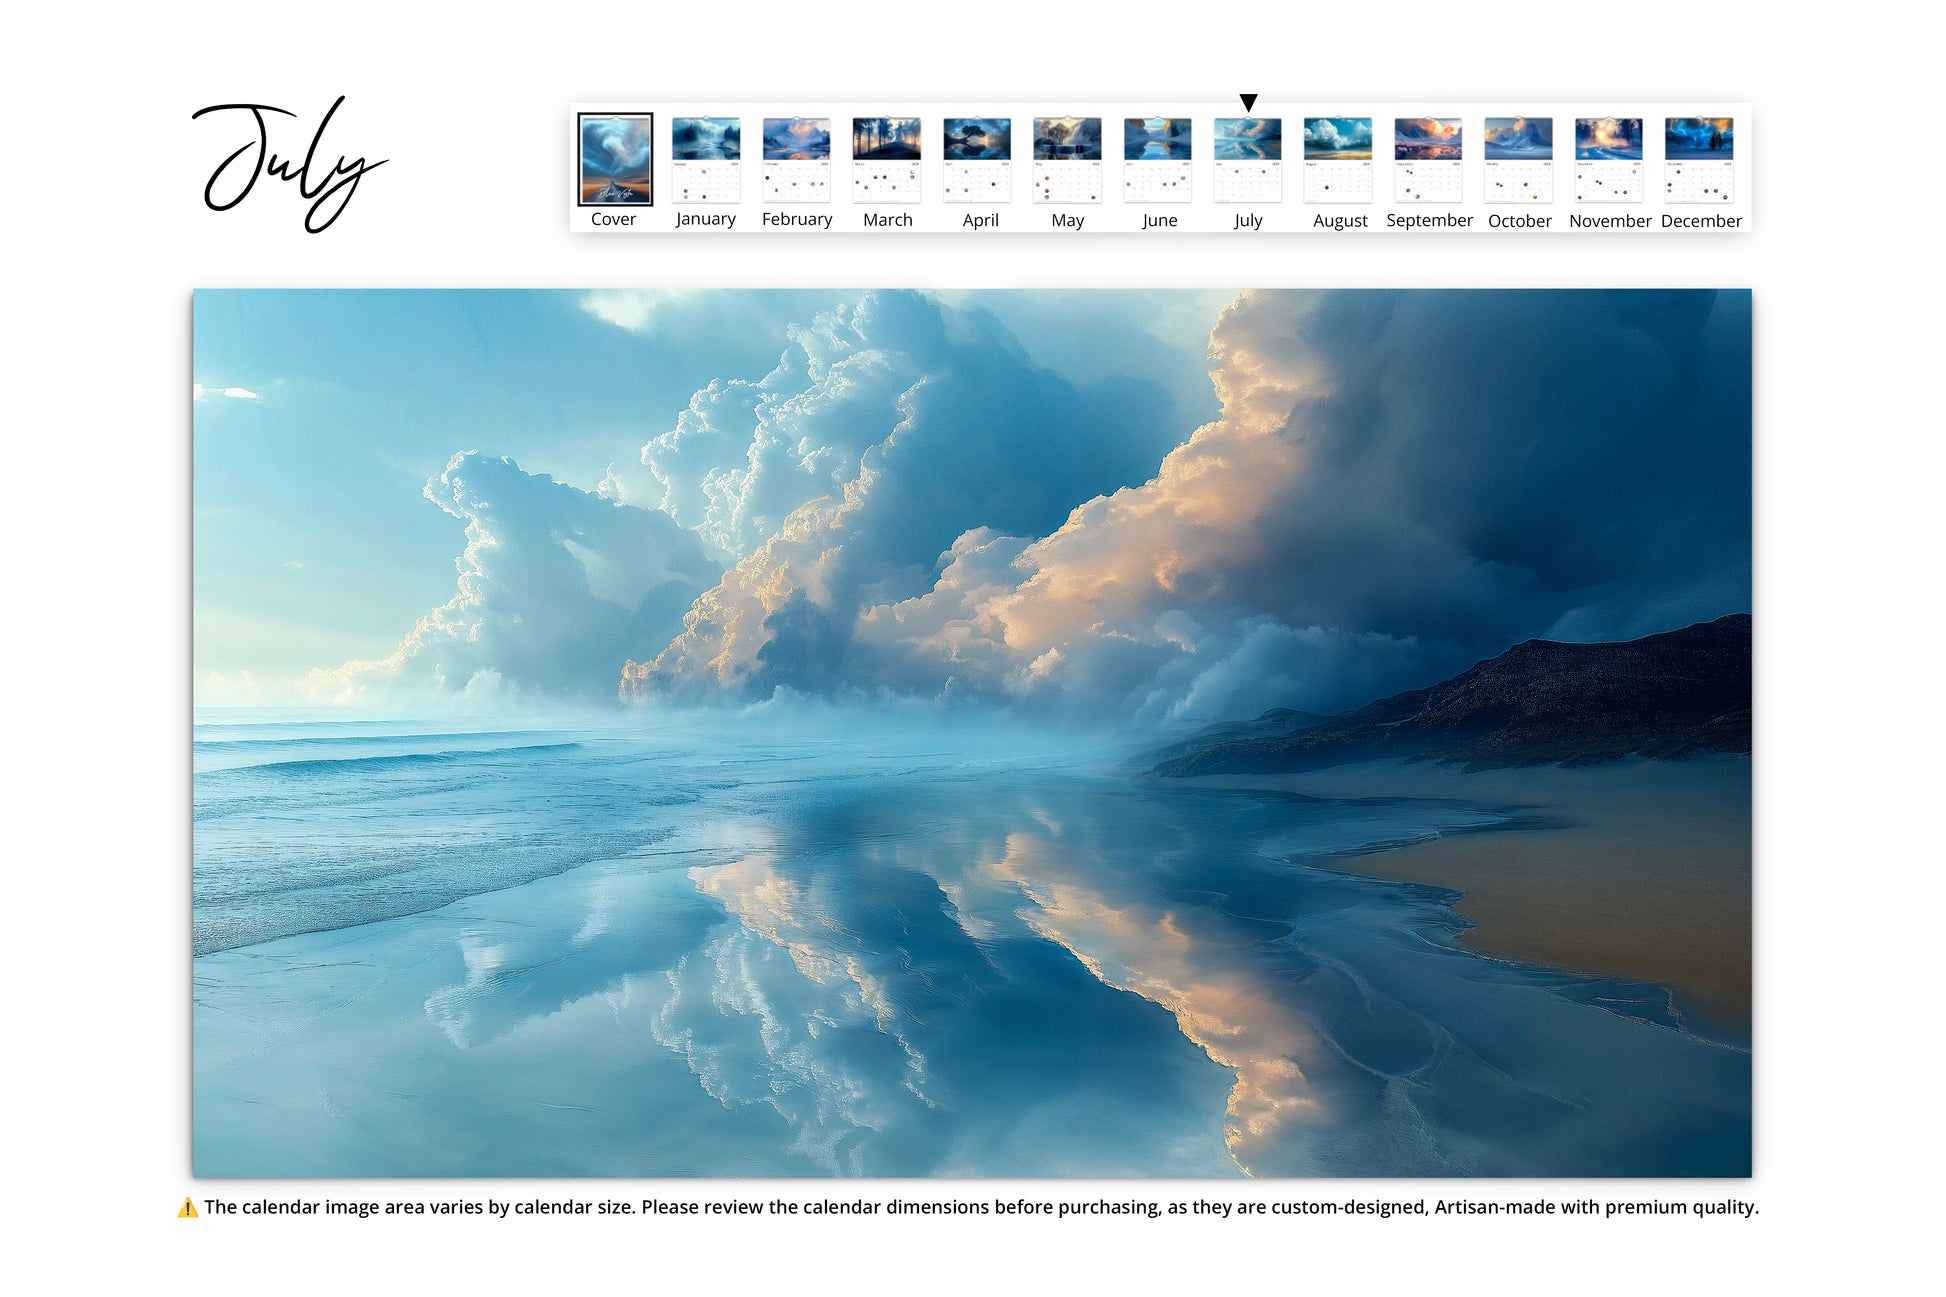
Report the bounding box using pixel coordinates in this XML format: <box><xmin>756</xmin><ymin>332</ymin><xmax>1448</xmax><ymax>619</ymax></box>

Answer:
<box><xmin>195</xmin><ymin>291</ymin><xmax>821</xmax><ymax>678</ymax></box>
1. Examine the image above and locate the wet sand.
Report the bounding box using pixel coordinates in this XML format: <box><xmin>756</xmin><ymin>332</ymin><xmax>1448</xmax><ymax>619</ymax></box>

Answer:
<box><xmin>1160</xmin><ymin>758</ymin><xmax>1751</xmax><ymax>1042</ymax></box>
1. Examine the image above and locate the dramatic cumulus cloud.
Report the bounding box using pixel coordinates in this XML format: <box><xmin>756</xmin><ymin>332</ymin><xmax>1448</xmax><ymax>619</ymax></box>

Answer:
<box><xmin>309</xmin><ymin>452</ymin><xmax>718</xmax><ymax>703</ymax></box>
<box><xmin>632</xmin><ymin>291</ymin><xmax>1182</xmax><ymax>562</ymax></box>
<box><xmin>632</xmin><ymin>289</ymin><xmax>1750</xmax><ymax>722</ymax></box>
<box><xmin>634</xmin><ymin>294</ymin><xmax>935</xmax><ymax>559</ymax></box>
<box><xmin>624</xmin><ymin>290</ymin><xmax>1186</xmax><ymax>698</ymax></box>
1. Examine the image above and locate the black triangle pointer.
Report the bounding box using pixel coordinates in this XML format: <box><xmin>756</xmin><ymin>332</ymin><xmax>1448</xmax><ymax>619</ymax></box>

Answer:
<box><xmin>1240</xmin><ymin>94</ymin><xmax>1258</xmax><ymax>112</ymax></box>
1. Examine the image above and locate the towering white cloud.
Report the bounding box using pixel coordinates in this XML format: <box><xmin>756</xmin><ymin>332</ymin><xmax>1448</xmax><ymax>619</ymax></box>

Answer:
<box><xmin>635</xmin><ymin>292</ymin><xmax>942</xmax><ymax>558</ymax></box>
<box><xmin>311</xmin><ymin>452</ymin><xmax>718</xmax><ymax>704</ymax></box>
<box><xmin>625</xmin><ymin>290</ymin><xmax>1187</xmax><ymax>699</ymax></box>
<box><xmin>632</xmin><ymin>291</ymin><xmax>1184</xmax><ymax>570</ymax></box>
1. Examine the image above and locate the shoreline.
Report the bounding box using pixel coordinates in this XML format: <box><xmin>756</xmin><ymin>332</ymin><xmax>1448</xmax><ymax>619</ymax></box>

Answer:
<box><xmin>1157</xmin><ymin>757</ymin><xmax>1751</xmax><ymax>1043</ymax></box>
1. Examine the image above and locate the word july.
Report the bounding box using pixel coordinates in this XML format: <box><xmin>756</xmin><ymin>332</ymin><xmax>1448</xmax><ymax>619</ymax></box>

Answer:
<box><xmin>192</xmin><ymin>96</ymin><xmax>385</xmax><ymax>233</ymax></box>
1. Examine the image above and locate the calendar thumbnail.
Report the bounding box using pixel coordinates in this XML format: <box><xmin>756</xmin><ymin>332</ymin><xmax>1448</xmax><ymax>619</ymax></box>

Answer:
<box><xmin>670</xmin><ymin>117</ymin><xmax>740</xmax><ymax>205</ymax></box>
<box><xmin>1213</xmin><ymin>117</ymin><xmax>1282</xmax><ymax>203</ymax></box>
<box><xmin>1484</xmin><ymin>115</ymin><xmax>1553</xmax><ymax>203</ymax></box>
<box><xmin>1124</xmin><ymin>117</ymin><xmax>1192</xmax><ymax>203</ymax></box>
<box><xmin>1394</xmin><ymin>117</ymin><xmax>1463</xmax><ymax>203</ymax></box>
<box><xmin>1575</xmin><ymin>117</ymin><xmax>1644</xmax><ymax>203</ymax></box>
<box><xmin>1033</xmin><ymin>116</ymin><xmax>1103</xmax><ymax>204</ymax></box>
<box><xmin>854</xmin><ymin>116</ymin><xmax>922</xmax><ymax>203</ymax></box>
<box><xmin>1303</xmin><ymin>116</ymin><xmax>1373</xmax><ymax>204</ymax></box>
<box><xmin>762</xmin><ymin>117</ymin><xmax>832</xmax><ymax>203</ymax></box>
<box><xmin>578</xmin><ymin>113</ymin><xmax>654</xmax><ymax>206</ymax></box>
<box><xmin>944</xmin><ymin>117</ymin><xmax>1012</xmax><ymax>202</ymax></box>
<box><xmin>1665</xmin><ymin>117</ymin><xmax>1734</xmax><ymax>204</ymax></box>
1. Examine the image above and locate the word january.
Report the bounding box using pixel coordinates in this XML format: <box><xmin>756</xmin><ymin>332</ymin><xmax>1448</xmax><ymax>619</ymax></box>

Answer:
<box><xmin>192</xmin><ymin>96</ymin><xmax>385</xmax><ymax>233</ymax></box>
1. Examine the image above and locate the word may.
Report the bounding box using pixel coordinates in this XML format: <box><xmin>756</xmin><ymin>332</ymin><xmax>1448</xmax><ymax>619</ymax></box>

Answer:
<box><xmin>192</xmin><ymin>96</ymin><xmax>385</xmax><ymax>233</ymax></box>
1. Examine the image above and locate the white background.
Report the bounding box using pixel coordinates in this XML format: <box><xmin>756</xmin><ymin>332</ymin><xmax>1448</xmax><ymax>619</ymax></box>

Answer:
<box><xmin>3</xmin><ymin>1</ymin><xmax>1931</xmax><ymax>1289</ymax></box>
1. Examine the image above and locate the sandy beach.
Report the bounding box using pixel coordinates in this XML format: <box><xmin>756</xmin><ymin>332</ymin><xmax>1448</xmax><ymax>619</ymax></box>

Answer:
<box><xmin>1159</xmin><ymin>757</ymin><xmax>1751</xmax><ymax>1041</ymax></box>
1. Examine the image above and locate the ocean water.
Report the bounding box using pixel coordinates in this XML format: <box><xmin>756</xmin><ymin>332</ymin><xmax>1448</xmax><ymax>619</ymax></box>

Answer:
<box><xmin>192</xmin><ymin>714</ymin><xmax>1750</xmax><ymax>1177</ymax></box>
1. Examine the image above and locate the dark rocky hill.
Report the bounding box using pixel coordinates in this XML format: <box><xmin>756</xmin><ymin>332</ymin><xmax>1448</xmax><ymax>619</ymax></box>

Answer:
<box><xmin>1153</xmin><ymin>615</ymin><xmax>1751</xmax><ymax>777</ymax></box>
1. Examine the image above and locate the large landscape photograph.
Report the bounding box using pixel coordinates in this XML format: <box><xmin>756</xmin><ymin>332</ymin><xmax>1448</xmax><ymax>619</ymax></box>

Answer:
<box><xmin>192</xmin><ymin>288</ymin><xmax>1752</xmax><ymax>1177</ymax></box>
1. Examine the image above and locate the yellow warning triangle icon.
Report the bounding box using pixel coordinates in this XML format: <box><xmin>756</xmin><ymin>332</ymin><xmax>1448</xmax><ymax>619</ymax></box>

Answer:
<box><xmin>179</xmin><ymin>1198</ymin><xmax>199</xmax><ymax>1219</ymax></box>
